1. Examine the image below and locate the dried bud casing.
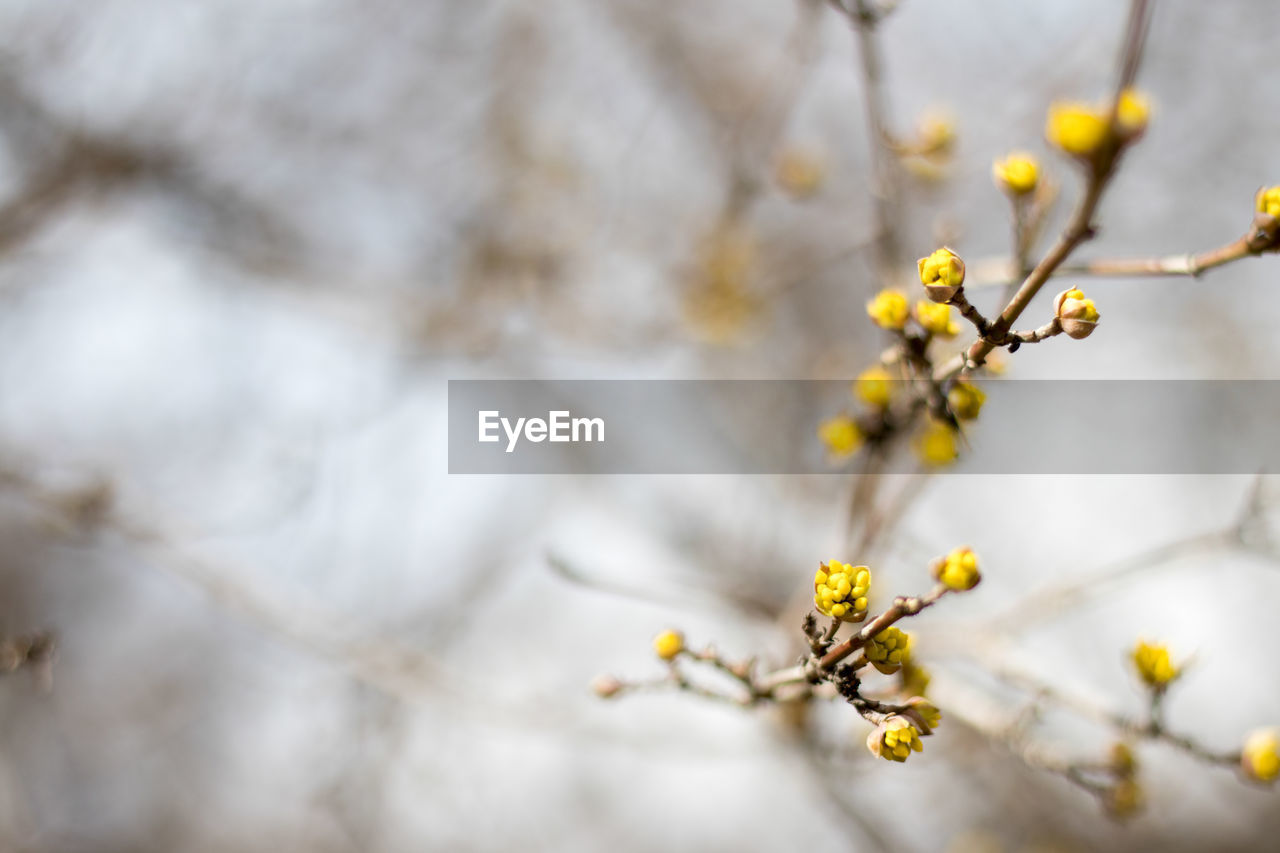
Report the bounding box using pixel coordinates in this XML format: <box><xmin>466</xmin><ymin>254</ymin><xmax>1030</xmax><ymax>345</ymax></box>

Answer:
<box><xmin>1247</xmin><ymin>205</ymin><xmax>1280</xmax><ymax>253</ymax></box>
<box><xmin>902</xmin><ymin>696</ymin><xmax>941</xmax><ymax>734</ymax></box>
<box><xmin>592</xmin><ymin>675</ymin><xmax>624</xmax><ymax>699</ymax></box>
<box><xmin>1053</xmin><ymin>287</ymin><xmax>1101</xmax><ymax>340</ymax></box>
<box><xmin>867</xmin><ymin>715</ymin><xmax>924</xmax><ymax>762</ymax></box>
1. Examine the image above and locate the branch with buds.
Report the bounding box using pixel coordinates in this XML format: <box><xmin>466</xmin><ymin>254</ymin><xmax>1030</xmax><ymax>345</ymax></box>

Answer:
<box><xmin>597</xmin><ymin>549</ymin><xmax>980</xmax><ymax>766</ymax></box>
<box><xmin>596</xmin><ymin>0</ymin><xmax>1280</xmax><ymax>823</ymax></box>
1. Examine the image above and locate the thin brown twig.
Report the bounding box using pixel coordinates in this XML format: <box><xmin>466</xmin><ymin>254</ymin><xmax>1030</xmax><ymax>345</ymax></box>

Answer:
<box><xmin>934</xmin><ymin>0</ymin><xmax>1153</xmax><ymax>380</ymax></box>
<box><xmin>837</xmin><ymin>0</ymin><xmax>904</xmax><ymax>283</ymax></box>
<box><xmin>757</xmin><ymin>585</ymin><xmax>949</xmax><ymax>692</ymax></box>
<box><xmin>964</xmin><ymin>235</ymin><xmax>1258</xmax><ymax>288</ymax></box>
<box><xmin>988</xmin><ymin>664</ymin><xmax>1241</xmax><ymax>768</ymax></box>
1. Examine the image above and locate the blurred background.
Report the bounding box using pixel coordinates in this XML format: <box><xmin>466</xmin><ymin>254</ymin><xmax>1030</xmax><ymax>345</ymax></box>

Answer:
<box><xmin>0</xmin><ymin>0</ymin><xmax>1278</xmax><ymax>850</ymax></box>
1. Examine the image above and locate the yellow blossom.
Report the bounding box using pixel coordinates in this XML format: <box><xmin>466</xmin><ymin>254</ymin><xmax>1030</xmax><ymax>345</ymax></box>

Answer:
<box><xmin>1104</xmin><ymin>777</ymin><xmax>1144</xmax><ymax>820</ymax></box>
<box><xmin>992</xmin><ymin>152</ymin><xmax>1039</xmax><ymax>195</ymax></box>
<box><xmin>899</xmin><ymin>658</ymin><xmax>931</xmax><ymax>697</ymax></box>
<box><xmin>933</xmin><ymin>546</ymin><xmax>981</xmax><ymax>592</ymax></box>
<box><xmin>866</xmin><ymin>626</ymin><xmax>911</xmax><ymax>675</ymax></box>
<box><xmin>1109</xmin><ymin>741</ymin><xmax>1138</xmax><ymax>776</ymax></box>
<box><xmin>814</xmin><ymin>561</ymin><xmax>872</xmax><ymax>622</ymax></box>
<box><xmin>905</xmin><ymin>696</ymin><xmax>941</xmax><ymax>732</ymax></box>
<box><xmin>774</xmin><ymin>146</ymin><xmax>826</xmax><ymax>199</ymax></box>
<box><xmin>1131</xmin><ymin>639</ymin><xmax>1180</xmax><ymax>689</ymax></box>
<box><xmin>1046</xmin><ymin>101</ymin><xmax>1108</xmax><ymax>157</ymax></box>
<box><xmin>1115</xmin><ymin>88</ymin><xmax>1150</xmax><ymax>138</ymax></box>
<box><xmin>947</xmin><ymin>381</ymin><xmax>986</xmax><ymax>421</ymax></box>
<box><xmin>653</xmin><ymin>630</ymin><xmax>684</xmax><ymax>661</ymax></box>
<box><xmin>915</xmin><ymin>419</ymin><xmax>958</xmax><ymax>467</ymax></box>
<box><xmin>818</xmin><ymin>414</ymin><xmax>863</xmax><ymax>459</ymax></box>
<box><xmin>1046</xmin><ymin>90</ymin><xmax>1150</xmax><ymax>159</ymax></box>
<box><xmin>867</xmin><ymin>289</ymin><xmax>910</xmax><ymax>330</ymax></box>
<box><xmin>915</xmin><ymin>113</ymin><xmax>956</xmax><ymax>156</ymax></box>
<box><xmin>854</xmin><ymin>366</ymin><xmax>894</xmax><ymax>408</ymax></box>
<box><xmin>684</xmin><ymin>224</ymin><xmax>759</xmax><ymax>342</ymax></box>
<box><xmin>1256</xmin><ymin>186</ymin><xmax>1280</xmax><ymax>219</ymax></box>
<box><xmin>915</xmin><ymin>301</ymin><xmax>960</xmax><ymax>337</ymax></box>
<box><xmin>868</xmin><ymin>714</ymin><xmax>925</xmax><ymax>762</ymax></box>
<box><xmin>1243</xmin><ymin>729</ymin><xmax>1280</xmax><ymax>784</ymax></box>
<box><xmin>916</xmin><ymin>247</ymin><xmax>966</xmax><ymax>302</ymax></box>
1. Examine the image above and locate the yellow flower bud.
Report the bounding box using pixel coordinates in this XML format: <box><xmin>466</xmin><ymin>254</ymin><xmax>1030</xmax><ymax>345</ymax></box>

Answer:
<box><xmin>915</xmin><ymin>301</ymin><xmax>960</xmax><ymax>337</ymax></box>
<box><xmin>916</xmin><ymin>247</ymin><xmax>966</xmax><ymax>303</ymax></box>
<box><xmin>915</xmin><ymin>113</ymin><xmax>956</xmax><ymax>157</ymax></box>
<box><xmin>865</xmin><ymin>626</ymin><xmax>911</xmax><ymax>675</ymax></box>
<box><xmin>818</xmin><ymin>414</ymin><xmax>863</xmax><ymax>459</ymax></box>
<box><xmin>774</xmin><ymin>146</ymin><xmax>826</xmax><ymax>199</ymax></box>
<box><xmin>947</xmin><ymin>381</ymin><xmax>986</xmax><ymax>421</ymax></box>
<box><xmin>867</xmin><ymin>714</ymin><xmax>925</xmax><ymax>762</ymax></box>
<box><xmin>652</xmin><ymin>630</ymin><xmax>684</xmax><ymax>661</ymax></box>
<box><xmin>1256</xmin><ymin>186</ymin><xmax>1280</xmax><ymax>219</ymax></box>
<box><xmin>992</xmin><ymin>152</ymin><xmax>1039</xmax><ymax>195</ymax></box>
<box><xmin>1053</xmin><ymin>287</ymin><xmax>1101</xmax><ymax>339</ymax></box>
<box><xmin>914</xmin><ymin>419</ymin><xmax>958</xmax><ymax>467</ymax></box>
<box><xmin>854</xmin><ymin>366</ymin><xmax>894</xmax><ymax>408</ymax></box>
<box><xmin>867</xmin><ymin>289</ymin><xmax>910</xmax><ymax>330</ymax></box>
<box><xmin>1046</xmin><ymin>101</ymin><xmax>1108</xmax><ymax>158</ymax></box>
<box><xmin>1115</xmin><ymin>88</ymin><xmax>1151</xmax><ymax>139</ymax></box>
<box><xmin>899</xmin><ymin>658</ymin><xmax>931</xmax><ymax>697</ymax></box>
<box><xmin>932</xmin><ymin>546</ymin><xmax>981</xmax><ymax>592</ymax></box>
<box><xmin>1104</xmin><ymin>777</ymin><xmax>1144</xmax><ymax>820</ymax></box>
<box><xmin>904</xmin><ymin>696</ymin><xmax>941</xmax><ymax>733</ymax></box>
<box><xmin>1109</xmin><ymin>741</ymin><xmax>1138</xmax><ymax>776</ymax></box>
<box><xmin>814</xmin><ymin>561</ymin><xmax>872</xmax><ymax>622</ymax></box>
<box><xmin>1130</xmin><ymin>639</ymin><xmax>1180</xmax><ymax>689</ymax></box>
<box><xmin>1242</xmin><ymin>729</ymin><xmax>1280</xmax><ymax>784</ymax></box>
<box><xmin>684</xmin><ymin>224</ymin><xmax>759</xmax><ymax>342</ymax></box>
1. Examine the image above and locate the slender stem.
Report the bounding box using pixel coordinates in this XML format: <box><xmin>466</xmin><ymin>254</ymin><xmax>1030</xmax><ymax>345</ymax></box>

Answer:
<box><xmin>1113</xmin><ymin>0</ymin><xmax>1152</xmax><ymax>100</ymax></box>
<box><xmin>933</xmin><ymin>0</ymin><xmax>1152</xmax><ymax>381</ymax></box>
<box><xmin>819</xmin><ymin>586</ymin><xmax>944</xmax><ymax>669</ymax></box>
<box><xmin>757</xmin><ymin>586</ymin><xmax>948</xmax><ymax>692</ymax></box>
<box><xmin>950</xmin><ymin>290</ymin><xmax>993</xmax><ymax>337</ymax></box>
<box><xmin>989</xmin><ymin>664</ymin><xmax>1241</xmax><ymax>767</ymax></box>
<box><xmin>1064</xmin><ymin>238</ymin><xmax>1253</xmax><ymax>277</ymax></box>
<box><xmin>940</xmin><ymin>176</ymin><xmax>1108</xmax><ymax>379</ymax></box>
<box><xmin>854</xmin><ymin>472</ymin><xmax>932</xmax><ymax>557</ymax></box>
<box><xmin>965</xmin><ymin>236</ymin><xmax>1256</xmax><ymax>287</ymax></box>
<box><xmin>1010</xmin><ymin>319</ymin><xmax>1062</xmax><ymax>346</ymax></box>
<box><xmin>844</xmin><ymin>0</ymin><xmax>903</xmax><ymax>282</ymax></box>
<box><xmin>1010</xmin><ymin>194</ymin><xmax>1032</xmax><ymax>279</ymax></box>
<box><xmin>843</xmin><ymin>450</ymin><xmax>885</xmax><ymax>554</ymax></box>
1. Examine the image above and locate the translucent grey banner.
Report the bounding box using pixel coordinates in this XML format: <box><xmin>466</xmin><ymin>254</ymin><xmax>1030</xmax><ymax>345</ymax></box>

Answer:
<box><xmin>447</xmin><ymin>380</ymin><xmax>1280</xmax><ymax>474</ymax></box>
